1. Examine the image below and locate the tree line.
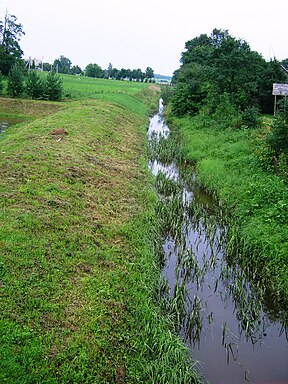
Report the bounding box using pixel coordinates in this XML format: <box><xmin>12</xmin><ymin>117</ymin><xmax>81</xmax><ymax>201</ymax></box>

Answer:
<box><xmin>0</xmin><ymin>12</ymin><xmax>155</xmax><ymax>101</ymax></box>
<box><xmin>41</xmin><ymin>57</ymin><xmax>155</xmax><ymax>82</ymax></box>
<box><xmin>166</xmin><ymin>28</ymin><xmax>288</xmax><ymax>178</ymax></box>
<box><xmin>170</xmin><ymin>28</ymin><xmax>287</xmax><ymax>117</ymax></box>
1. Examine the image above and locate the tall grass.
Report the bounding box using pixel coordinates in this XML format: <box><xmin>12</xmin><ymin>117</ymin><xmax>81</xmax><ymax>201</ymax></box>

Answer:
<box><xmin>0</xmin><ymin>81</ymin><xmax>204</xmax><ymax>383</ymax></box>
<box><xmin>171</xmin><ymin>112</ymin><xmax>288</xmax><ymax>312</ymax></box>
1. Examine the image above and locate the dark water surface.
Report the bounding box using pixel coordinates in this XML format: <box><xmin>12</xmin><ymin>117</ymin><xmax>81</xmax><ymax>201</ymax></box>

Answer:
<box><xmin>0</xmin><ymin>117</ymin><xmax>26</xmax><ymax>135</ymax></box>
<box><xmin>148</xmin><ymin>100</ymin><xmax>288</xmax><ymax>384</ymax></box>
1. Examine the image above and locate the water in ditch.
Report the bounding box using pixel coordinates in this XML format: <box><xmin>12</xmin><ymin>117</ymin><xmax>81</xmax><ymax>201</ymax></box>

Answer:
<box><xmin>0</xmin><ymin>117</ymin><xmax>26</xmax><ymax>135</ymax></box>
<box><xmin>148</xmin><ymin>99</ymin><xmax>288</xmax><ymax>384</ymax></box>
<box><xmin>0</xmin><ymin>121</ymin><xmax>9</xmax><ymax>134</ymax></box>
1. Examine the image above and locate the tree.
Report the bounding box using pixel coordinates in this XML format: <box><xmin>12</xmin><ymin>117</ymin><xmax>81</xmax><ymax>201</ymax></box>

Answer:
<box><xmin>42</xmin><ymin>62</ymin><xmax>51</xmax><ymax>72</ymax></box>
<box><xmin>145</xmin><ymin>66</ymin><xmax>154</xmax><ymax>81</ymax></box>
<box><xmin>25</xmin><ymin>70</ymin><xmax>44</xmax><ymax>99</ymax></box>
<box><xmin>131</xmin><ymin>68</ymin><xmax>145</xmax><ymax>82</ymax></box>
<box><xmin>257</xmin><ymin>59</ymin><xmax>287</xmax><ymax>114</ymax></box>
<box><xmin>45</xmin><ymin>71</ymin><xmax>63</xmax><ymax>101</ymax></box>
<box><xmin>0</xmin><ymin>12</ymin><xmax>25</xmax><ymax>75</ymax></box>
<box><xmin>172</xmin><ymin>28</ymin><xmax>287</xmax><ymax>117</ymax></box>
<box><xmin>85</xmin><ymin>63</ymin><xmax>104</xmax><ymax>78</ymax></box>
<box><xmin>53</xmin><ymin>55</ymin><xmax>72</xmax><ymax>74</ymax></box>
<box><xmin>110</xmin><ymin>67</ymin><xmax>119</xmax><ymax>79</ymax></box>
<box><xmin>107</xmin><ymin>63</ymin><xmax>113</xmax><ymax>78</ymax></box>
<box><xmin>70</xmin><ymin>65</ymin><xmax>82</xmax><ymax>75</ymax></box>
<box><xmin>172</xmin><ymin>63</ymin><xmax>208</xmax><ymax>116</ymax></box>
<box><xmin>7</xmin><ymin>64</ymin><xmax>24</xmax><ymax>97</ymax></box>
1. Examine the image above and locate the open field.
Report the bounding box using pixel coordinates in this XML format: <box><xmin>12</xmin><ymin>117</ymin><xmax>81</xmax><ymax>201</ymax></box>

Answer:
<box><xmin>0</xmin><ymin>78</ymin><xmax>201</xmax><ymax>383</ymax></box>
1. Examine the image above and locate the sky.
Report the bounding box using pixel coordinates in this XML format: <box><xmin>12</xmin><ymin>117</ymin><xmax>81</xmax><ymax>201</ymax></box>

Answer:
<box><xmin>1</xmin><ymin>0</ymin><xmax>287</xmax><ymax>76</ymax></box>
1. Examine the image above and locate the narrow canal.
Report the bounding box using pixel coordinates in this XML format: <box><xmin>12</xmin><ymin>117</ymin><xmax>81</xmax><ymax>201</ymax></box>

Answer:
<box><xmin>0</xmin><ymin>117</ymin><xmax>27</xmax><ymax>135</ymax></box>
<box><xmin>0</xmin><ymin>121</ymin><xmax>8</xmax><ymax>134</ymax></box>
<box><xmin>148</xmin><ymin>99</ymin><xmax>288</xmax><ymax>384</ymax></box>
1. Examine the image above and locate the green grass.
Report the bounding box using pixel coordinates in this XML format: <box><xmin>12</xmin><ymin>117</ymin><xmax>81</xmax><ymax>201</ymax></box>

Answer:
<box><xmin>172</xmin><ymin>113</ymin><xmax>288</xmax><ymax>310</ymax></box>
<box><xmin>0</xmin><ymin>79</ymin><xmax>201</xmax><ymax>383</ymax></box>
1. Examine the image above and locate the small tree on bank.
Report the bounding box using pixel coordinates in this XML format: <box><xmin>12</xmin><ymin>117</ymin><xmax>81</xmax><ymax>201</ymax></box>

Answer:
<box><xmin>7</xmin><ymin>64</ymin><xmax>24</xmax><ymax>97</ymax></box>
<box><xmin>25</xmin><ymin>70</ymin><xmax>44</xmax><ymax>99</ymax></box>
<box><xmin>45</xmin><ymin>71</ymin><xmax>63</xmax><ymax>101</ymax></box>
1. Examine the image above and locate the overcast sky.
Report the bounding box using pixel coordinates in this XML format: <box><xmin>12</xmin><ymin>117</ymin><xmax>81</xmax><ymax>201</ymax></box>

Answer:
<box><xmin>1</xmin><ymin>0</ymin><xmax>287</xmax><ymax>76</ymax></box>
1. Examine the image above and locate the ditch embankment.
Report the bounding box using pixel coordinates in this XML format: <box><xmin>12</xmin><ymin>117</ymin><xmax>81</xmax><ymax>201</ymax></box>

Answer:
<box><xmin>0</xmin><ymin>84</ymin><xmax>201</xmax><ymax>384</ymax></box>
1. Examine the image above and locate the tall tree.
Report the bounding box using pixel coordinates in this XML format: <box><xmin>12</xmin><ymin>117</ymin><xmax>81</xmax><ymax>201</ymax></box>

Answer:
<box><xmin>0</xmin><ymin>12</ymin><xmax>25</xmax><ymax>75</ymax></box>
<box><xmin>107</xmin><ymin>63</ymin><xmax>113</xmax><ymax>78</ymax></box>
<box><xmin>53</xmin><ymin>55</ymin><xmax>72</xmax><ymax>74</ymax></box>
<box><xmin>85</xmin><ymin>63</ymin><xmax>104</xmax><ymax>78</ymax></box>
<box><xmin>145</xmin><ymin>66</ymin><xmax>154</xmax><ymax>80</ymax></box>
<box><xmin>70</xmin><ymin>65</ymin><xmax>82</xmax><ymax>75</ymax></box>
<box><xmin>172</xmin><ymin>28</ymin><xmax>286</xmax><ymax>116</ymax></box>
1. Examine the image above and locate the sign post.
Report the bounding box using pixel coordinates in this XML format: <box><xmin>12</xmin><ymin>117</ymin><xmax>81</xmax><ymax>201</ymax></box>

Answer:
<box><xmin>272</xmin><ymin>83</ymin><xmax>288</xmax><ymax>116</ymax></box>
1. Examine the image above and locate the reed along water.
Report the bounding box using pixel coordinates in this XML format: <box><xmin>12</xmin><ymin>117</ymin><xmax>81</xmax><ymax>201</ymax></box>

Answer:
<box><xmin>148</xmin><ymin>99</ymin><xmax>288</xmax><ymax>384</ymax></box>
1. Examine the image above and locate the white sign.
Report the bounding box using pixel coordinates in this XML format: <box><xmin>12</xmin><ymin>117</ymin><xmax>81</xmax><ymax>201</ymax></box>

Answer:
<box><xmin>273</xmin><ymin>83</ymin><xmax>288</xmax><ymax>96</ymax></box>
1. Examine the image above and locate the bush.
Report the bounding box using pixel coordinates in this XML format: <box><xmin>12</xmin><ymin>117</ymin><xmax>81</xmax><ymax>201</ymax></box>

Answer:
<box><xmin>267</xmin><ymin>116</ymin><xmax>288</xmax><ymax>157</ymax></box>
<box><xmin>160</xmin><ymin>85</ymin><xmax>174</xmax><ymax>105</ymax></box>
<box><xmin>241</xmin><ymin>106</ymin><xmax>261</xmax><ymax>128</ymax></box>
<box><xmin>210</xmin><ymin>92</ymin><xmax>241</xmax><ymax>128</ymax></box>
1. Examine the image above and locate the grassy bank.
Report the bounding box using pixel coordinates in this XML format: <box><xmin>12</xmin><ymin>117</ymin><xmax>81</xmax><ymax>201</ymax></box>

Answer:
<box><xmin>0</xmin><ymin>79</ymin><xmax>201</xmax><ymax>383</ymax></box>
<box><xmin>170</xmin><ymin>112</ymin><xmax>288</xmax><ymax>312</ymax></box>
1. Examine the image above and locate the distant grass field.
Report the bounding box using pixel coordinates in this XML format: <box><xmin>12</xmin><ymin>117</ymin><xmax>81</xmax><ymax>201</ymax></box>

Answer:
<box><xmin>62</xmin><ymin>75</ymin><xmax>160</xmax><ymax>116</ymax></box>
<box><xmin>0</xmin><ymin>78</ymin><xmax>201</xmax><ymax>383</ymax></box>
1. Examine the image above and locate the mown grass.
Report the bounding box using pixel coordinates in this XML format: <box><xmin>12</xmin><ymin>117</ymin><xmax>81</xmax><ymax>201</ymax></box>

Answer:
<box><xmin>171</xmin><ymin>112</ymin><xmax>288</xmax><ymax>311</ymax></box>
<box><xmin>0</xmin><ymin>78</ymin><xmax>201</xmax><ymax>383</ymax></box>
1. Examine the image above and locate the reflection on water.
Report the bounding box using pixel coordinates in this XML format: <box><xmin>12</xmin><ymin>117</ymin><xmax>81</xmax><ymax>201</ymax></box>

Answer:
<box><xmin>0</xmin><ymin>117</ymin><xmax>27</xmax><ymax>135</ymax></box>
<box><xmin>0</xmin><ymin>121</ymin><xmax>8</xmax><ymax>134</ymax></box>
<box><xmin>148</xmin><ymin>99</ymin><xmax>288</xmax><ymax>384</ymax></box>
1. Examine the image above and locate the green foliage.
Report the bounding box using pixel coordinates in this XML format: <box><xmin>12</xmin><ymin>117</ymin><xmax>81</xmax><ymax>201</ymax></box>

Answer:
<box><xmin>145</xmin><ymin>66</ymin><xmax>154</xmax><ymax>80</ymax></box>
<box><xmin>172</xmin><ymin>63</ymin><xmax>208</xmax><ymax>116</ymax></box>
<box><xmin>206</xmin><ymin>92</ymin><xmax>242</xmax><ymax>128</ymax></box>
<box><xmin>85</xmin><ymin>63</ymin><xmax>105</xmax><ymax>78</ymax></box>
<box><xmin>44</xmin><ymin>71</ymin><xmax>63</xmax><ymax>101</ymax></box>
<box><xmin>25</xmin><ymin>70</ymin><xmax>45</xmax><ymax>99</ymax></box>
<box><xmin>160</xmin><ymin>84</ymin><xmax>174</xmax><ymax>105</ymax></box>
<box><xmin>70</xmin><ymin>65</ymin><xmax>82</xmax><ymax>75</ymax></box>
<box><xmin>0</xmin><ymin>84</ymin><xmax>201</xmax><ymax>383</ymax></box>
<box><xmin>0</xmin><ymin>70</ymin><xmax>4</xmax><ymax>94</ymax></box>
<box><xmin>241</xmin><ymin>106</ymin><xmax>261</xmax><ymax>128</ymax></box>
<box><xmin>171</xmin><ymin>112</ymin><xmax>288</xmax><ymax>308</ymax></box>
<box><xmin>0</xmin><ymin>12</ymin><xmax>25</xmax><ymax>75</ymax></box>
<box><xmin>267</xmin><ymin>115</ymin><xmax>288</xmax><ymax>158</ymax></box>
<box><xmin>7</xmin><ymin>63</ymin><xmax>24</xmax><ymax>97</ymax></box>
<box><xmin>53</xmin><ymin>55</ymin><xmax>72</xmax><ymax>74</ymax></box>
<box><xmin>172</xmin><ymin>28</ymin><xmax>287</xmax><ymax>117</ymax></box>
